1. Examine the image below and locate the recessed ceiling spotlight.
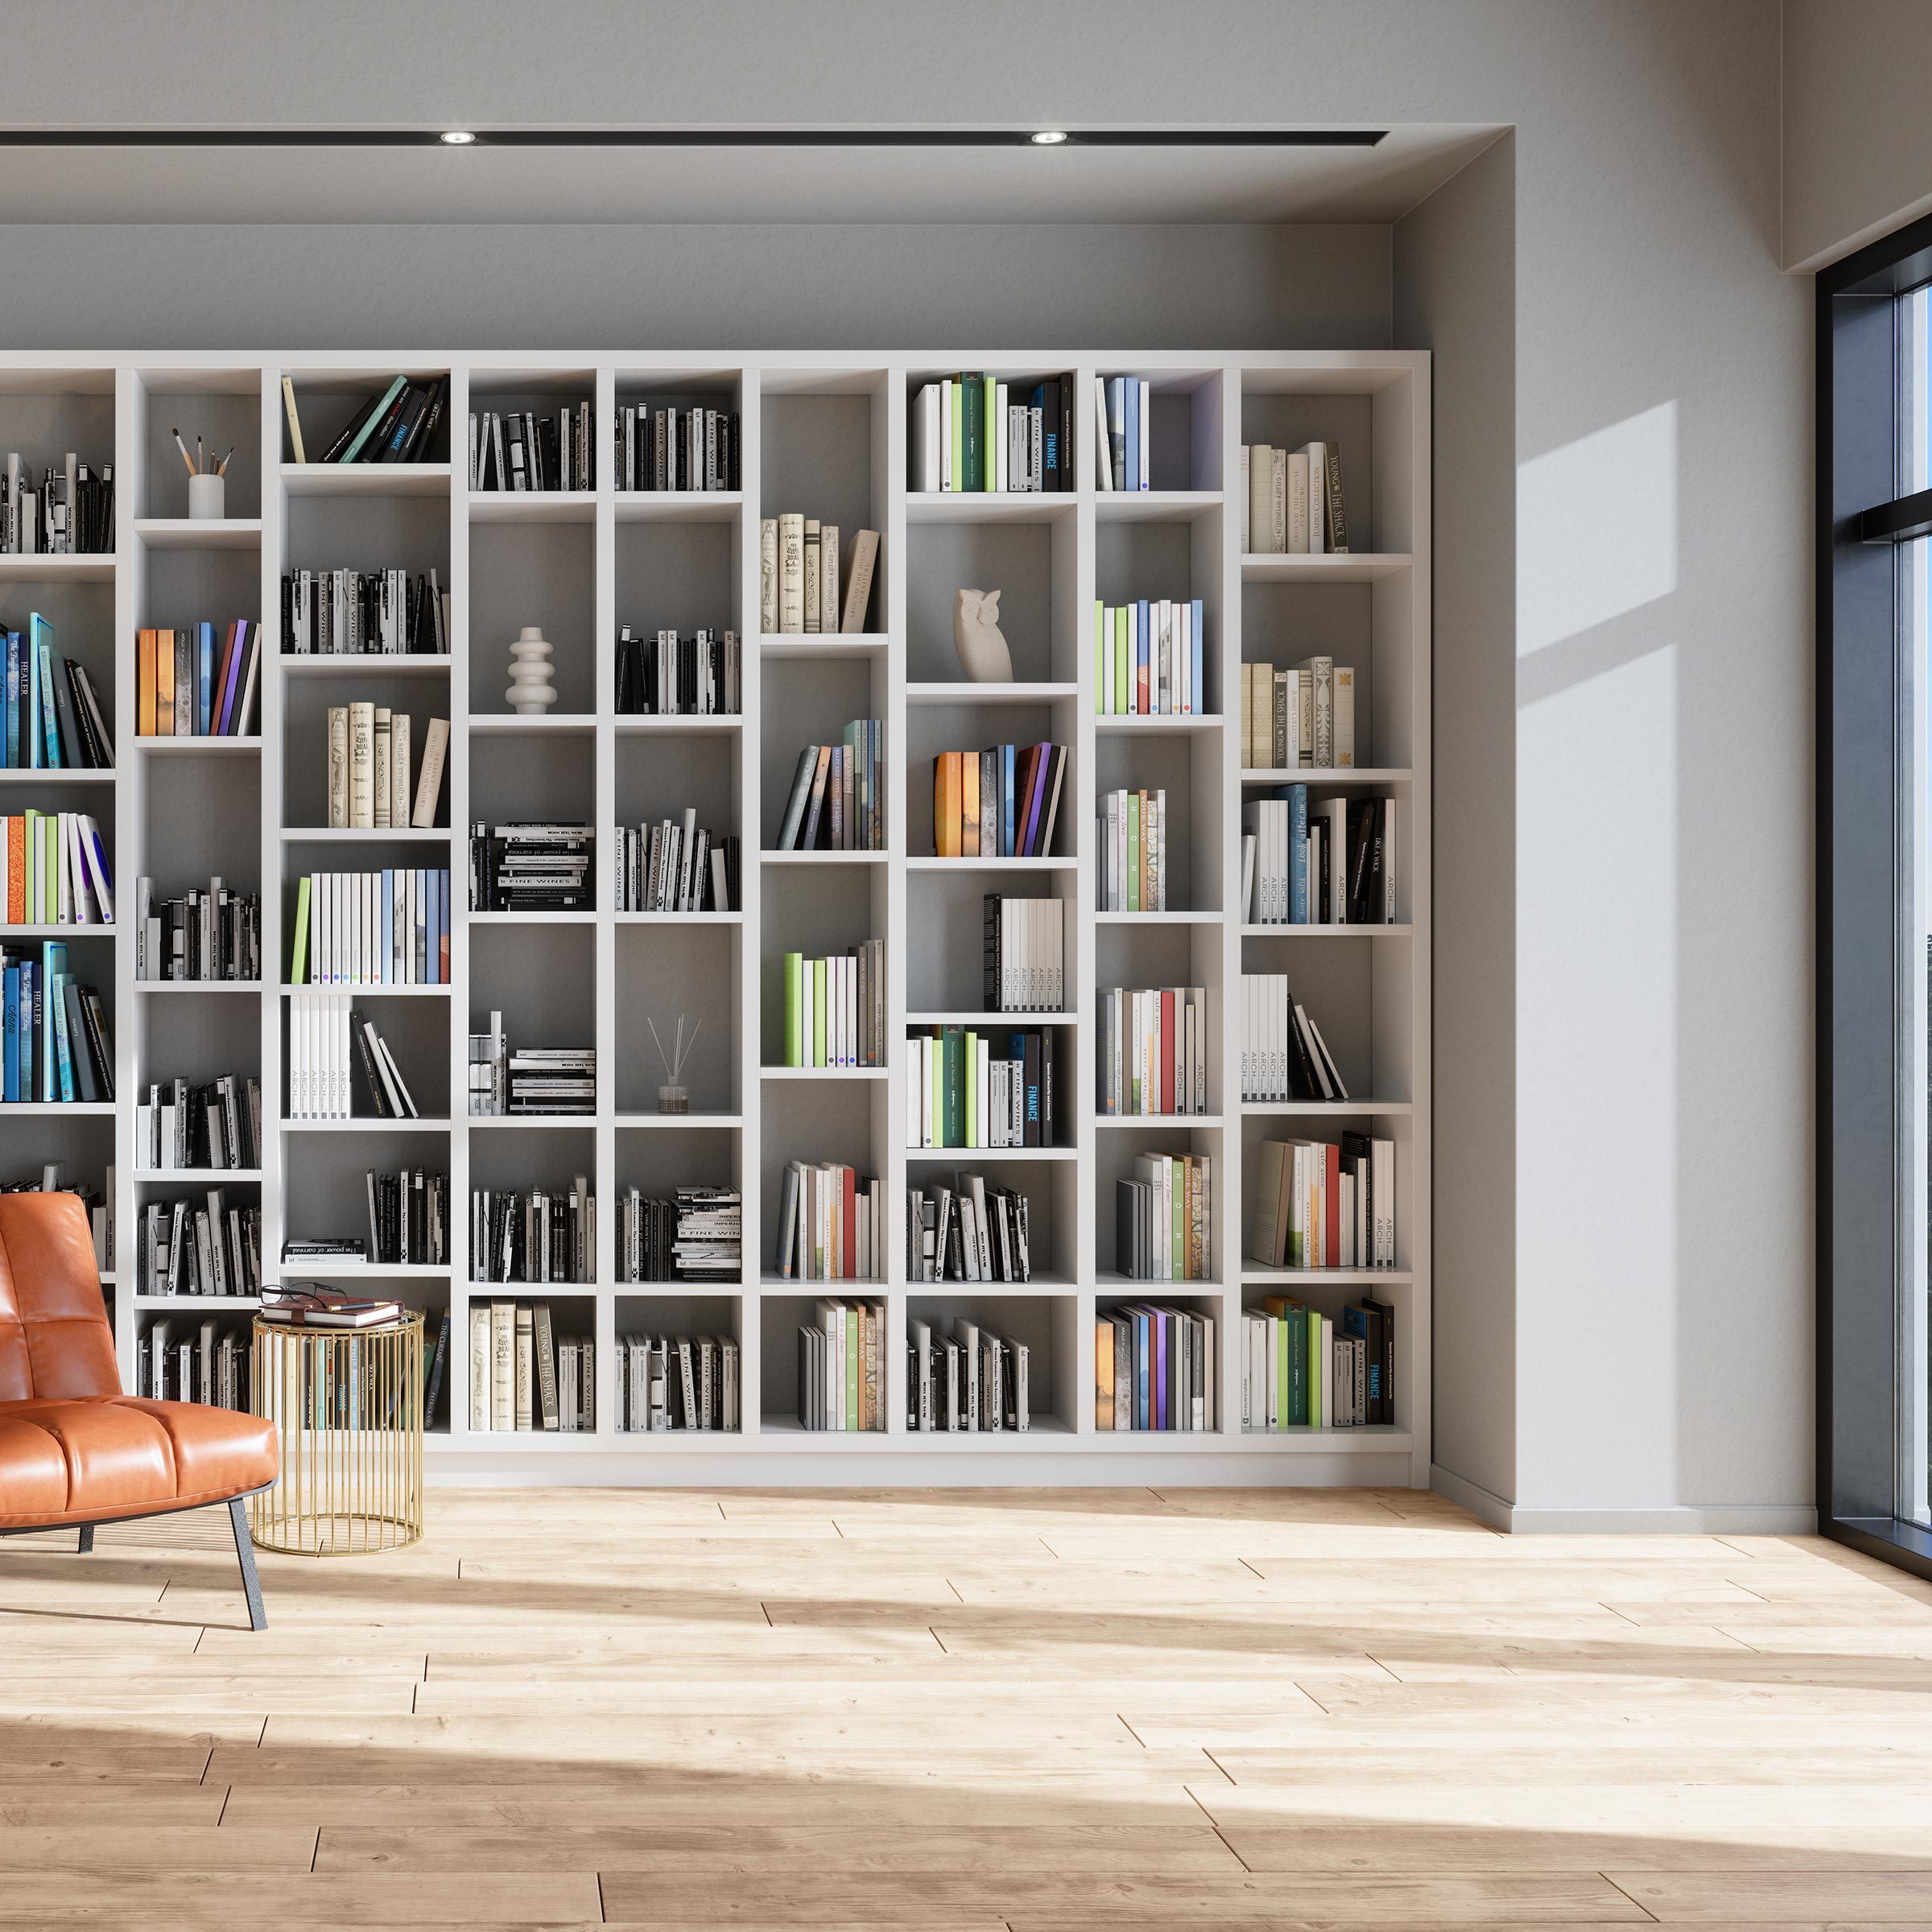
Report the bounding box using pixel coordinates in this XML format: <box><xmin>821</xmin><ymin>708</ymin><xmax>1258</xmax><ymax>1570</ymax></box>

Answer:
<box><xmin>440</xmin><ymin>130</ymin><xmax>477</xmax><ymax>146</ymax></box>
<box><xmin>1030</xmin><ymin>130</ymin><xmax>1068</xmax><ymax>146</ymax></box>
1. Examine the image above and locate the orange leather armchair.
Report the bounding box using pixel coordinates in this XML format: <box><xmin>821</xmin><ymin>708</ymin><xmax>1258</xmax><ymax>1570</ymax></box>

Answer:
<box><xmin>0</xmin><ymin>1192</ymin><xmax>276</xmax><ymax>1628</ymax></box>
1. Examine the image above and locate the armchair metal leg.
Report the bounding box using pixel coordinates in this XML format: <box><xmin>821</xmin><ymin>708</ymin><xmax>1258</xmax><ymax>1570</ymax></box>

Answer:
<box><xmin>76</xmin><ymin>1525</ymin><xmax>93</xmax><ymax>1554</ymax></box>
<box><xmin>228</xmin><ymin>1496</ymin><xmax>266</xmax><ymax>1631</ymax></box>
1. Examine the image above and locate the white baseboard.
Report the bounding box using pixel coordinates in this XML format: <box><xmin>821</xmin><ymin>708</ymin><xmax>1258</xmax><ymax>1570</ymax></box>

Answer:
<box><xmin>1431</xmin><ymin>1464</ymin><xmax>1815</xmax><ymax>1535</ymax></box>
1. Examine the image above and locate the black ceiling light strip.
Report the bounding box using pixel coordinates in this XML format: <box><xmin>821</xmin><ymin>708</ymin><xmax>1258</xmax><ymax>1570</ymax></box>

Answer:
<box><xmin>0</xmin><ymin>127</ymin><xmax>1385</xmax><ymax>149</ymax></box>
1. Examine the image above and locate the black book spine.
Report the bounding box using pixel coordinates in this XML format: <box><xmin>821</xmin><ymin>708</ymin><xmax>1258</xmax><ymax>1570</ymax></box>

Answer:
<box><xmin>319</xmin><ymin>389</ymin><xmax>389</xmax><ymax>464</ymax></box>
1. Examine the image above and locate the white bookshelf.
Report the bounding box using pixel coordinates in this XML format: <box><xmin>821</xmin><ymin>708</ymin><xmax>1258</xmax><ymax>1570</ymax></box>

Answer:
<box><xmin>0</xmin><ymin>349</ymin><xmax>1428</xmax><ymax>1486</ymax></box>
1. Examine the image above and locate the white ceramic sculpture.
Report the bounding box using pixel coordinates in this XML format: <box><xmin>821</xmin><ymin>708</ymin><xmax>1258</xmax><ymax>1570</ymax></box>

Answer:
<box><xmin>953</xmin><ymin>588</ymin><xmax>1013</xmax><ymax>683</ymax></box>
<box><xmin>506</xmin><ymin>626</ymin><xmax>557</xmax><ymax>714</ymax></box>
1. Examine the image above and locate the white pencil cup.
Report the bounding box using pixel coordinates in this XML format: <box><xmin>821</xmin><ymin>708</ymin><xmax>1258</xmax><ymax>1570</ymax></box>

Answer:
<box><xmin>188</xmin><ymin>473</ymin><xmax>225</xmax><ymax>521</ymax></box>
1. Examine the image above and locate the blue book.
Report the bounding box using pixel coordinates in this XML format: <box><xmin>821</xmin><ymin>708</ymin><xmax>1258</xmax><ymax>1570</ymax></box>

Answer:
<box><xmin>1276</xmin><ymin>783</ymin><xmax>1310</xmax><ymax>925</ymax></box>
<box><xmin>25</xmin><ymin>630</ymin><xmax>41</xmax><ymax>770</ymax></box>
<box><xmin>19</xmin><ymin>959</ymin><xmax>35</xmax><ymax>1100</ymax></box>
<box><xmin>2</xmin><ymin>964</ymin><xmax>19</xmax><ymax>1104</ymax></box>
<box><xmin>50</xmin><ymin>971</ymin><xmax>74</xmax><ymax>1103</ymax></box>
<box><xmin>1123</xmin><ymin>378</ymin><xmax>1140</xmax><ymax>491</ymax></box>
<box><xmin>32</xmin><ymin>617</ymin><xmax>59</xmax><ymax>769</ymax></box>
<box><xmin>39</xmin><ymin>943</ymin><xmax>65</xmax><ymax>1101</ymax></box>
<box><xmin>1133</xmin><ymin>1308</ymin><xmax>1150</xmax><ymax>1429</ymax></box>
<box><xmin>197</xmin><ymin>621</ymin><xmax>216</xmax><ymax>737</ymax></box>
<box><xmin>1152</xmin><ymin>1307</ymin><xmax>1167</xmax><ymax>1430</ymax></box>
<box><xmin>1001</xmin><ymin>743</ymin><xmax>1017</xmax><ymax>858</ymax></box>
<box><xmin>381</xmin><ymin>870</ymin><xmax>394</xmax><ymax>984</ymax></box>
<box><xmin>1191</xmin><ymin>598</ymin><xmax>1205</xmax><ymax>717</ymax></box>
<box><xmin>1137</xmin><ymin>601</ymin><xmax>1149</xmax><ymax>712</ymax></box>
<box><xmin>431</xmin><ymin>868</ymin><xmax>444</xmax><ymax>982</ymax></box>
<box><xmin>3</xmin><ymin>632</ymin><xmax>18</xmax><ymax>768</ymax></box>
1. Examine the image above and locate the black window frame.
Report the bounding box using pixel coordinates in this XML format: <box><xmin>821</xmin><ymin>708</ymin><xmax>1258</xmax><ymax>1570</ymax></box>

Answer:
<box><xmin>1819</xmin><ymin>205</ymin><xmax>1932</xmax><ymax>1577</ymax></box>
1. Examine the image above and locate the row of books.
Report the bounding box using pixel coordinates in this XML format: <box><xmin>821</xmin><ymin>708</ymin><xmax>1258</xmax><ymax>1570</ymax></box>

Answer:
<box><xmin>617</xmin><ymin>1332</ymin><xmax>740</xmax><ymax>1432</ymax></box>
<box><xmin>1240</xmin><ymin>656</ymin><xmax>1356</xmax><ymax>769</ymax></box>
<box><xmin>135</xmin><ymin>1075</ymin><xmax>261</xmax><ymax>1172</ymax></box>
<box><xmin>1241</xmin><ymin>790</ymin><xmax>1396</xmax><ymax>927</ymax></box>
<box><xmin>285</xmin><ymin>375</ymin><xmax>449</xmax><ymax>467</ymax></box>
<box><xmin>614</xmin><ymin>627</ymin><xmax>740</xmax><ymax>716</ymax></box>
<box><xmin>1096</xmin><ymin>788</ymin><xmax>1166</xmax><ymax>914</ymax></box>
<box><xmin>907</xmin><ymin>1025</ymin><xmax>1066</xmax><ymax>1150</ymax></box>
<box><xmin>6</xmin><ymin>617</ymin><xmax>114</xmax><ymax>766</ymax></box>
<box><xmin>288</xmin><ymin>870</ymin><xmax>451</xmax><ymax>984</ymax></box>
<box><xmin>932</xmin><ymin>742</ymin><xmax>1069</xmax><ymax>859</ymax></box>
<box><xmin>366</xmin><ymin>1167</ymin><xmax>449</xmax><ymax>1265</ymax></box>
<box><xmin>615</xmin><ymin>405</ymin><xmax>739</xmax><ymax>493</ymax></box>
<box><xmin>614</xmin><ymin>818</ymin><xmax>738</xmax><ymax>913</ymax></box>
<box><xmin>909</xmin><ymin>374</ymin><xmax>1075</xmax><ymax>493</ymax></box>
<box><xmin>907</xmin><ymin>1174</ymin><xmax>1033</xmax><ymax>1283</ymax></box>
<box><xmin>982</xmin><ymin>895</ymin><xmax>1064</xmax><ymax>1013</ymax></box>
<box><xmin>1241</xmin><ymin>439</ymin><xmax>1349</xmax><ymax>554</ymax></box>
<box><xmin>796</xmin><ymin>1298</ymin><xmax>885</xmax><ymax>1430</ymax></box>
<box><xmin>325</xmin><ymin>708</ymin><xmax>448</xmax><ymax>828</ymax></box>
<box><xmin>618</xmin><ymin>1184</ymin><xmax>741</xmax><ymax>1283</ymax></box>
<box><xmin>135</xmin><ymin>623</ymin><xmax>259</xmax><ymax>741</ymax></box>
<box><xmin>2</xmin><ymin>811</ymin><xmax>114</xmax><ymax>925</ymax></box>
<box><xmin>758</xmin><ymin>518</ymin><xmax>879</xmax><ymax>634</ymax></box>
<box><xmin>1242</xmin><ymin>1298</ymin><xmax>1393</xmax><ymax>1429</ymax></box>
<box><xmin>138</xmin><ymin>1317</ymin><xmax>250</xmax><ymax>1410</ymax></box>
<box><xmin>1250</xmin><ymin>1134</ymin><xmax>1397</xmax><ymax>1270</ymax></box>
<box><xmin>470</xmin><ymin>822</ymin><xmax>592</xmax><ymax>912</ymax></box>
<box><xmin>1094</xmin><ymin>599</ymin><xmax>1207</xmax><ymax>716</ymax></box>
<box><xmin>1098</xmin><ymin>376</ymin><xmax>1158</xmax><ymax>492</ymax></box>
<box><xmin>1241</xmin><ymin>975</ymin><xmax>1349</xmax><ymax>1104</ymax></box>
<box><xmin>471</xmin><ymin>1183</ymin><xmax>593</xmax><ymax>1285</ymax></box>
<box><xmin>778</xmin><ymin>941</ymin><xmax>887</xmax><ymax>1069</ymax></box>
<box><xmin>2</xmin><ymin>455</ymin><xmax>112</xmax><ymax>555</ymax></box>
<box><xmin>774</xmin><ymin>722</ymin><xmax>885</xmax><ymax>851</ymax></box>
<box><xmin>1115</xmin><ymin>1152</ymin><xmax>1212</xmax><ymax>1282</ymax></box>
<box><xmin>135</xmin><ymin>878</ymin><xmax>259</xmax><ymax>982</ymax></box>
<box><xmin>1096</xmin><ymin>985</ymin><xmax>1211</xmax><ymax>1117</ymax></box>
<box><xmin>773</xmin><ymin>1162</ymin><xmax>882</xmax><ymax>1282</ymax></box>
<box><xmin>907</xmin><ymin>1314</ymin><xmax>1030</xmax><ymax>1430</ymax></box>
<box><xmin>2</xmin><ymin>1166</ymin><xmax>113</xmax><ymax>1270</ymax></box>
<box><xmin>469</xmin><ymin>406</ymin><xmax>592</xmax><ymax>492</ymax></box>
<box><xmin>468</xmin><ymin>1301</ymin><xmax>594</xmax><ymax>1432</ymax></box>
<box><xmin>468</xmin><ymin>1019</ymin><xmax>596</xmax><ymax>1117</ymax></box>
<box><xmin>2</xmin><ymin>943</ymin><xmax>114</xmax><ymax>1102</ymax></box>
<box><xmin>1096</xmin><ymin>1304</ymin><xmax>1216</xmax><ymax>1429</ymax></box>
<box><xmin>138</xmin><ymin>1191</ymin><xmax>259</xmax><ymax>1297</ymax></box>
<box><xmin>287</xmin><ymin>994</ymin><xmax>420</xmax><ymax>1121</ymax></box>
<box><xmin>280</xmin><ymin>569</ymin><xmax>450</xmax><ymax>656</ymax></box>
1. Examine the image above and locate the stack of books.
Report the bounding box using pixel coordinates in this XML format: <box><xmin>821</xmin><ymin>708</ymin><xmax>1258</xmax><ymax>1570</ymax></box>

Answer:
<box><xmin>280</xmin><ymin>568</ymin><xmax>449</xmax><ymax>656</ymax></box>
<box><xmin>469</xmin><ymin>1301</ymin><xmax>595</xmax><ymax>1433</ymax></box>
<box><xmin>614</xmin><ymin>627</ymin><xmax>740</xmax><ymax>715</ymax></box>
<box><xmin>1096</xmin><ymin>1304</ymin><xmax>1216</xmax><ymax>1430</ymax></box>
<box><xmin>1250</xmin><ymin>1134</ymin><xmax>1397</xmax><ymax>1271</ymax></box>
<box><xmin>758</xmin><ymin>517</ymin><xmax>879</xmax><ymax>634</ymax></box>
<box><xmin>469</xmin><ymin>823</ymin><xmax>593</xmax><ymax>912</ymax></box>
<box><xmin>906</xmin><ymin>1025</ymin><xmax>1066</xmax><ymax>1150</ymax></box>
<box><xmin>138</xmin><ymin>1317</ymin><xmax>250</xmax><ymax>1409</ymax></box>
<box><xmin>287</xmin><ymin>871</ymin><xmax>449</xmax><ymax>984</ymax></box>
<box><xmin>1096</xmin><ymin>986</ymin><xmax>1210</xmax><ymax>1117</ymax></box>
<box><xmin>1241</xmin><ymin>439</ymin><xmax>1348</xmax><ymax>554</ymax></box>
<box><xmin>136</xmin><ymin>622</ymin><xmax>258</xmax><ymax>741</ymax></box>
<box><xmin>287</xmin><ymin>375</ymin><xmax>449</xmax><ymax>467</ymax></box>
<box><xmin>2</xmin><ymin>454</ymin><xmax>113</xmax><ymax>554</ymax></box>
<box><xmin>906</xmin><ymin>1174</ymin><xmax>1031</xmax><ymax>1283</ymax></box>
<box><xmin>772</xmin><ymin>1162</ymin><xmax>882</xmax><ymax>1282</ymax></box>
<box><xmin>1241</xmin><ymin>976</ymin><xmax>1348</xmax><ymax>1104</ymax></box>
<box><xmin>670</xmin><ymin>1186</ymin><xmax>741</xmax><ymax>1284</ymax></box>
<box><xmin>773</xmin><ymin>721</ymin><xmax>884</xmax><ymax>851</ymax></box>
<box><xmin>1093</xmin><ymin>600</ymin><xmax>1206</xmax><ymax>716</ymax></box>
<box><xmin>287</xmin><ymin>995</ymin><xmax>420</xmax><ymax>1121</ymax></box>
<box><xmin>981</xmin><ymin>895</ymin><xmax>1064</xmax><ymax>1012</ymax></box>
<box><xmin>2</xmin><ymin>811</ymin><xmax>114</xmax><ymax>923</ymax></box>
<box><xmin>135</xmin><ymin>1076</ymin><xmax>260</xmax><ymax>1171</ymax></box>
<box><xmin>136</xmin><ymin>877</ymin><xmax>259</xmax><ymax>982</ymax></box>
<box><xmin>324</xmin><ymin>708</ymin><xmax>448</xmax><ymax>828</ymax></box>
<box><xmin>907</xmin><ymin>1314</ymin><xmax>1030</xmax><ymax>1430</ymax></box>
<box><xmin>1242</xmin><ymin>1296</ymin><xmax>1393</xmax><ymax>1430</ymax></box>
<box><xmin>1241</xmin><ymin>786</ymin><xmax>1395</xmax><ymax>926</ymax></box>
<box><xmin>778</xmin><ymin>942</ymin><xmax>886</xmax><ymax>1069</ymax></box>
<box><xmin>614</xmin><ymin>404</ymin><xmax>739</xmax><ymax>492</ymax></box>
<box><xmin>469</xmin><ymin>403</ymin><xmax>592</xmax><ymax>491</ymax></box>
<box><xmin>617</xmin><ymin>1332</ymin><xmax>741</xmax><ymax>1431</ymax></box>
<box><xmin>1114</xmin><ymin>1152</ymin><xmax>1212</xmax><ymax>1282</ymax></box>
<box><xmin>1096</xmin><ymin>788</ymin><xmax>1166</xmax><ymax>913</ymax></box>
<box><xmin>471</xmin><ymin>1181</ymin><xmax>594</xmax><ymax>1284</ymax></box>
<box><xmin>796</xmin><ymin>1298</ymin><xmax>886</xmax><ymax>1430</ymax></box>
<box><xmin>2</xmin><ymin>942</ymin><xmax>114</xmax><ymax>1102</ymax></box>
<box><xmin>139</xmin><ymin>1191</ymin><xmax>259</xmax><ymax>1297</ymax></box>
<box><xmin>1240</xmin><ymin>656</ymin><xmax>1356</xmax><ymax>769</ymax></box>
<box><xmin>363</xmin><ymin>1167</ymin><xmax>449</xmax><ymax>1265</ymax></box>
<box><xmin>614</xmin><ymin>813</ymin><xmax>737</xmax><ymax>913</ymax></box>
<box><xmin>258</xmin><ymin>1285</ymin><xmax>404</xmax><ymax>1328</ymax></box>
<box><xmin>932</xmin><ymin>743</ymin><xmax>1067</xmax><ymax>858</ymax></box>
<box><xmin>908</xmin><ymin>374</ymin><xmax>1075</xmax><ymax>493</ymax></box>
<box><xmin>1096</xmin><ymin>377</ymin><xmax>1154</xmax><ymax>491</ymax></box>
<box><xmin>7</xmin><ymin>617</ymin><xmax>114</xmax><ymax>764</ymax></box>
<box><xmin>505</xmin><ymin>1046</ymin><xmax>597</xmax><ymax>1117</ymax></box>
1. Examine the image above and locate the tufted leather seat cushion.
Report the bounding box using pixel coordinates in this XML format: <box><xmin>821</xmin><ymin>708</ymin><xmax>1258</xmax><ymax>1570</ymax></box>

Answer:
<box><xmin>0</xmin><ymin>1194</ymin><xmax>276</xmax><ymax>1528</ymax></box>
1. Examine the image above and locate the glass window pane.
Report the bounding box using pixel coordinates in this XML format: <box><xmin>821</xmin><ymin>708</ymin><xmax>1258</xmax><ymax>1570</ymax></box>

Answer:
<box><xmin>1909</xmin><ymin>525</ymin><xmax>1930</xmax><ymax>1528</ymax></box>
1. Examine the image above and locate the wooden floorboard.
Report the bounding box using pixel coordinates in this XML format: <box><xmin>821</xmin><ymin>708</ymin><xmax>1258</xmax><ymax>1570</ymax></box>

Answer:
<box><xmin>3</xmin><ymin>1489</ymin><xmax>1932</xmax><ymax>1923</ymax></box>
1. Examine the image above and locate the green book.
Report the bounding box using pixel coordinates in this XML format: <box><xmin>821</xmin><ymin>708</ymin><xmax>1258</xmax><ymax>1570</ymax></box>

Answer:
<box><xmin>42</xmin><ymin>812</ymin><xmax>57</xmax><ymax>924</ymax></box>
<box><xmin>290</xmin><ymin>875</ymin><xmax>312</xmax><ymax>985</ymax></box>
<box><xmin>844</xmin><ymin>1304</ymin><xmax>861</xmax><ymax>1430</ymax></box>
<box><xmin>1113</xmin><ymin>606</ymin><xmax>1130</xmax><ymax>714</ymax></box>
<box><xmin>948</xmin><ymin>380</ymin><xmax>964</xmax><ymax>492</ymax></box>
<box><xmin>1171</xmin><ymin>1157</ymin><xmax>1184</xmax><ymax>1277</ymax></box>
<box><xmin>982</xmin><ymin>377</ymin><xmax>997</xmax><ymax>492</ymax></box>
<box><xmin>962</xmin><ymin>1030</ymin><xmax>977</xmax><ymax>1148</ymax></box>
<box><xmin>782</xmin><ymin>950</ymin><xmax>802</xmax><ymax>1065</ymax></box>
<box><xmin>1307</xmin><ymin>1309</ymin><xmax>1323</xmax><ymax>1427</ymax></box>
<box><xmin>942</xmin><ymin>1028</ymin><xmax>964</xmax><ymax>1147</ymax></box>
<box><xmin>812</xmin><ymin>957</ymin><xmax>827</xmax><ymax>1067</ymax></box>
<box><xmin>1125</xmin><ymin>792</ymin><xmax>1140</xmax><ymax>913</ymax></box>
<box><xmin>929</xmin><ymin>1035</ymin><xmax>943</xmax><ymax>1145</ymax></box>
<box><xmin>960</xmin><ymin>373</ymin><xmax>983</xmax><ymax>491</ymax></box>
<box><xmin>340</xmin><ymin>374</ymin><xmax>407</xmax><ymax>463</ymax></box>
<box><xmin>40</xmin><ymin>941</ymin><xmax>65</xmax><ymax>1101</ymax></box>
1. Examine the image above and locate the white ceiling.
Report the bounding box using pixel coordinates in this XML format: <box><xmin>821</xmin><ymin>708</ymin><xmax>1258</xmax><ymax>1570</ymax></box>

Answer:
<box><xmin>0</xmin><ymin>126</ymin><xmax>1502</xmax><ymax>225</ymax></box>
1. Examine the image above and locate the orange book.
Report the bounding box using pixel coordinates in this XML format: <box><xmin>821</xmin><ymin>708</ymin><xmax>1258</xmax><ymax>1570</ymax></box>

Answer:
<box><xmin>934</xmin><ymin>752</ymin><xmax>962</xmax><ymax>857</ymax></box>
<box><xmin>960</xmin><ymin>750</ymin><xmax>980</xmax><ymax>857</ymax></box>
<box><xmin>137</xmin><ymin>630</ymin><xmax>155</xmax><ymax>737</ymax></box>
<box><xmin>6</xmin><ymin>815</ymin><xmax>23</xmax><ymax>925</ymax></box>
<box><xmin>154</xmin><ymin>628</ymin><xmax>175</xmax><ymax>737</ymax></box>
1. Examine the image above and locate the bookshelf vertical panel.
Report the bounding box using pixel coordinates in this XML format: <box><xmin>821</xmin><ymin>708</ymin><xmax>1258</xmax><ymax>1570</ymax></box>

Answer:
<box><xmin>110</xmin><ymin>367</ymin><xmax>139</xmax><ymax>1372</ymax></box>
<box><xmin>447</xmin><ymin>361</ymin><xmax>475</xmax><ymax>1438</ymax></box>
<box><xmin>258</xmin><ymin>367</ymin><xmax>284</xmax><ymax>1297</ymax></box>
<box><xmin>737</xmin><ymin>367</ymin><xmax>765</xmax><ymax>1429</ymax></box>
<box><xmin>1071</xmin><ymin>365</ymin><xmax>1100</xmax><ymax>1434</ymax></box>
<box><xmin>1217</xmin><ymin>357</ymin><xmax>1246</xmax><ymax>1453</ymax></box>
<box><xmin>882</xmin><ymin>363</ymin><xmax>910</xmax><ymax>1435</ymax></box>
<box><xmin>592</xmin><ymin>362</ymin><xmax>618</xmax><ymax>1424</ymax></box>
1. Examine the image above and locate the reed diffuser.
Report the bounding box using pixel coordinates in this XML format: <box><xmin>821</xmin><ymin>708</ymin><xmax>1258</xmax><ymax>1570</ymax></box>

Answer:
<box><xmin>649</xmin><ymin>1014</ymin><xmax>701</xmax><ymax>1114</ymax></box>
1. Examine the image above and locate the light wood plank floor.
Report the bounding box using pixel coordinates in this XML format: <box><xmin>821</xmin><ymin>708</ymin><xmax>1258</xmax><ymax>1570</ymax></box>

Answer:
<box><xmin>4</xmin><ymin>1486</ymin><xmax>1932</xmax><ymax>1927</ymax></box>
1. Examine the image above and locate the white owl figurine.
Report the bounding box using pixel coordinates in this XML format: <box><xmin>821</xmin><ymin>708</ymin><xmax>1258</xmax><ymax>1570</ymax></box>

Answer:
<box><xmin>953</xmin><ymin>588</ymin><xmax>1013</xmax><ymax>683</ymax></box>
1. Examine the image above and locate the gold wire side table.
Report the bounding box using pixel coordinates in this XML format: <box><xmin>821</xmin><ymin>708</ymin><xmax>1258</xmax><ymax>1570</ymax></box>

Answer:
<box><xmin>250</xmin><ymin>1311</ymin><xmax>425</xmax><ymax>1555</ymax></box>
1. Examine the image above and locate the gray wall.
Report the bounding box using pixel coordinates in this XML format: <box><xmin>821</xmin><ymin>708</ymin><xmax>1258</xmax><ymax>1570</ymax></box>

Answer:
<box><xmin>16</xmin><ymin>0</ymin><xmax>1815</xmax><ymax>1526</ymax></box>
<box><xmin>1784</xmin><ymin>0</ymin><xmax>1932</xmax><ymax>270</ymax></box>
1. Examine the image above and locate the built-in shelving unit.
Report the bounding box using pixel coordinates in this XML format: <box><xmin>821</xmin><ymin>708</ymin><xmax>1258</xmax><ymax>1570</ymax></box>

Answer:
<box><xmin>0</xmin><ymin>350</ymin><xmax>1427</xmax><ymax>1484</ymax></box>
